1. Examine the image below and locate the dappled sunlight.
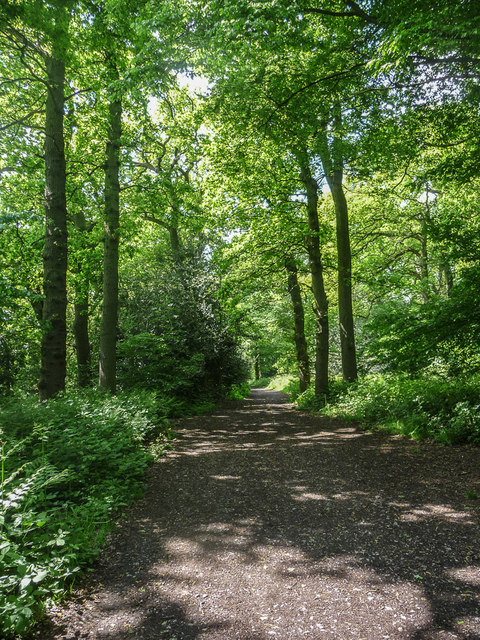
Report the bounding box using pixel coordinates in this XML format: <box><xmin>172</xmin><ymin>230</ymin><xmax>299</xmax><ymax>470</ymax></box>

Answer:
<box><xmin>42</xmin><ymin>389</ymin><xmax>480</xmax><ymax>639</ymax></box>
<box><xmin>398</xmin><ymin>504</ymin><xmax>476</xmax><ymax>525</ymax></box>
<box><xmin>148</xmin><ymin>525</ymin><xmax>441</xmax><ymax>638</ymax></box>
<box><xmin>446</xmin><ymin>567</ymin><xmax>480</xmax><ymax>586</ymax></box>
<box><xmin>147</xmin><ymin>524</ymin><xmax>436</xmax><ymax>639</ymax></box>
<box><xmin>291</xmin><ymin>490</ymin><xmax>330</xmax><ymax>502</ymax></box>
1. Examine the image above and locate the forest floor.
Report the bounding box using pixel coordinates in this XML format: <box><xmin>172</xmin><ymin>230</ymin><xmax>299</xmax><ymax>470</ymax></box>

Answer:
<box><xmin>34</xmin><ymin>388</ymin><xmax>480</xmax><ymax>640</ymax></box>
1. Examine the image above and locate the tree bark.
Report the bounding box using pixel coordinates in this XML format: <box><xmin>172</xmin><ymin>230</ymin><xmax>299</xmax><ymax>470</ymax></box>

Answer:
<box><xmin>441</xmin><ymin>261</ymin><xmax>454</xmax><ymax>297</ymax></box>
<box><xmin>419</xmin><ymin>213</ymin><xmax>430</xmax><ymax>302</ymax></box>
<box><xmin>285</xmin><ymin>258</ymin><xmax>310</xmax><ymax>393</ymax></box>
<box><xmin>71</xmin><ymin>209</ymin><xmax>92</xmax><ymax>387</ymax></box>
<box><xmin>329</xmin><ymin>179</ymin><xmax>357</xmax><ymax>382</ymax></box>
<box><xmin>297</xmin><ymin>152</ymin><xmax>329</xmax><ymax>397</ymax></box>
<box><xmin>99</xmin><ymin>98</ymin><xmax>122</xmax><ymax>393</ymax></box>
<box><xmin>38</xmin><ymin>54</ymin><xmax>68</xmax><ymax>400</ymax></box>
<box><xmin>254</xmin><ymin>347</ymin><xmax>261</xmax><ymax>381</ymax></box>
<box><xmin>319</xmin><ymin>108</ymin><xmax>358</xmax><ymax>383</ymax></box>
<box><xmin>74</xmin><ymin>292</ymin><xmax>91</xmax><ymax>387</ymax></box>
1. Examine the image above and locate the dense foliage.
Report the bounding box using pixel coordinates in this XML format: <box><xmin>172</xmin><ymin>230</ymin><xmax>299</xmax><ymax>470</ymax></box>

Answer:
<box><xmin>296</xmin><ymin>374</ymin><xmax>480</xmax><ymax>445</ymax></box>
<box><xmin>0</xmin><ymin>390</ymin><xmax>173</xmax><ymax>636</ymax></box>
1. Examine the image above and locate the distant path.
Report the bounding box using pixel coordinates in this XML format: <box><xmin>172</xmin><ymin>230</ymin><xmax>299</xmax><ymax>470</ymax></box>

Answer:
<box><xmin>39</xmin><ymin>388</ymin><xmax>480</xmax><ymax>640</ymax></box>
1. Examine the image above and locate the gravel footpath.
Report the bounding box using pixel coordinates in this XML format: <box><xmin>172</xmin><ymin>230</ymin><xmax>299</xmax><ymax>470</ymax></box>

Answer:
<box><xmin>35</xmin><ymin>388</ymin><xmax>480</xmax><ymax>640</ymax></box>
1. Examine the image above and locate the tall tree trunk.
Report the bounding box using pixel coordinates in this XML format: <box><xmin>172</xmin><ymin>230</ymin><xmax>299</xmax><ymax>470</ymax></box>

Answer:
<box><xmin>285</xmin><ymin>258</ymin><xmax>310</xmax><ymax>393</ymax></box>
<box><xmin>441</xmin><ymin>261</ymin><xmax>454</xmax><ymax>298</ymax></box>
<box><xmin>329</xmin><ymin>180</ymin><xmax>357</xmax><ymax>382</ymax></box>
<box><xmin>254</xmin><ymin>346</ymin><xmax>261</xmax><ymax>381</ymax></box>
<box><xmin>99</xmin><ymin>98</ymin><xmax>122</xmax><ymax>393</ymax></box>
<box><xmin>39</xmin><ymin>54</ymin><xmax>68</xmax><ymax>400</ymax></box>
<box><xmin>319</xmin><ymin>107</ymin><xmax>358</xmax><ymax>383</ymax></box>
<box><xmin>72</xmin><ymin>211</ymin><xmax>91</xmax><ymax>388</ymax></box>
<box><xmin>297</xmin><ymin>152</ymin><xmax>329</xmax><ymax>397</ymax></box>
<box><xmin>168</xmin><ymin>184</ymin><xmax>184</xmax><ymax>264</ymax></box>
<box><xmin>419</xmin><ymin>214</ymin><xmax>430</xmax><ymax>302</ymax></box>
<box><xmin>74</xmin><ymin>290</ymin><xmax>91</xmax><ymax>387</ymax></box>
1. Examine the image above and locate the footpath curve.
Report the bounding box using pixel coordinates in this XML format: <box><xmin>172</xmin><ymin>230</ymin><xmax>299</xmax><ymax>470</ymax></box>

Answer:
<box><xmin>37</xmin><ymin>388</ymin><xmax>480</xmax><ymax>640</ymax></box>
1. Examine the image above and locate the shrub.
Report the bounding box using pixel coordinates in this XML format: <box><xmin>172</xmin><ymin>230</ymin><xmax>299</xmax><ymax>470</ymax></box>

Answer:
<box><xmin>225</xmin><ymin>382</ymin><xmax>251</xmax><ymax>400</ymax></box>
<box><xmin>0</xmin><ymin>389</ymin><xmax>171</xmax><ymax>638</ymax></box>
<box><xmin>250</xmin><ymin>377</ymin><xmax>272</xmax><ymax>389</ymax></box>
<box><xmin>296</xmin><ymin>374</ymin><xmax>480</xmax><ymax>445</ymax></box>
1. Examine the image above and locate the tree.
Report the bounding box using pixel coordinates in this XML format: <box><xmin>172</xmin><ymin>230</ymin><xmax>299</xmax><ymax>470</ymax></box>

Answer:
<box><xmin>318</xmin><ymin>107</ymin><xmax>357</xmax><ymax>381</ymax></box>
<box><xmin>0</xmin><ymin>1</ymin><xmax>73</xmax><ymax>399</ymax></box>
<box><xmin>285</xmin><ymin>257</ymin><xmax>310</xmax><ymax>392</ymax></box>
<box><xmin>98</xmin><ymin>89</ymin><xmax>122</xmax><ymax>393</ymax></box>
<box><xmin>294</xmin><ymin>151</ymin><xmax>329</xmax><ymax>395</ymax></box>
<box><xmin>39</xmin><ymin>6</ymin><xmax>70</xmax><ymax>399</ymax></box>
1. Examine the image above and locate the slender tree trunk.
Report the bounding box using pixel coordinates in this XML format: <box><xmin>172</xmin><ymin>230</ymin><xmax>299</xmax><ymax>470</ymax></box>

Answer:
<box><xmin>297</xmin><ymin>153</ymin><xmax>329</xmax><ymax>397</ymax></box>
<box><xmin>39</xmin><ymin>54</ymin><xmax>68</xmax><ymax>400</ymax></box>
<box><xmin>169</xmin><ymin>225</ymin><xmax>183</xmax><ymax>264</ymax></box>
<box><xmin>99</xmin><ymin>98</ymin><xmax>122</xmax><ymax>393</ymax></box>
<box><xmin>168</xmin><ymin>184</ymin><xmax>184</xmax><ymax>264</ymax></box>
<box><xmin>72</xmin><ymin>210</ymin><xmax>92</xmax><ymax>387</ymax></box>
<box><xmin>285</xmin><ymin>258</ymin><xmax>310</xmax><ymax>393</ymax></box>
<box><xmin>329</xmin><ymin>180</ymin><xmax>357</xmax><ymax>382</ymax></box>
<box><xmin>254</xmin><ymin>347</ymin><xmax>261</xmax><ymax>381</ymax></box>
<box><xmin>319</xmin><ymin>107</ymin><xmax>357</xmax><ymax>383</ymax></box>
<box><xmin>442</xmin><ymin>262</ymin><xmax>454</xmax><ymax>298</ymax></box>
<box><xmin>74</xmin><ymin>291</ymin><xmax>91</xmax><ymax>387</ymax></box>
<box><xmin>419</xmin><ymin>215</ymin><xmax>430</xmax><ymax>302</ymax></box>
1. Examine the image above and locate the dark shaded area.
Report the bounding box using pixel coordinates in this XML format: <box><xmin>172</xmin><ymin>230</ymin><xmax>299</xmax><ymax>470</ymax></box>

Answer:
<box><xmin>34</xmin><ymin>389</ymin><xmax>480</xmax><ymax>640</ymax></box>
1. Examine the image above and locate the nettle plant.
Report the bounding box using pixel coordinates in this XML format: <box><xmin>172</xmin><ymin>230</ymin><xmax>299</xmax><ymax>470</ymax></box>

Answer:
<box><xmin>0</xmin><ymin>390</ymin><xmax>168</xmax><ymax>637</ymax></box>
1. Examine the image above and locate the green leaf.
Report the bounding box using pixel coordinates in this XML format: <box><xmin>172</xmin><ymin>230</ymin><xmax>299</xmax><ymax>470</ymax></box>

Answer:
<box><xmin>32</xmin><ymin>570</ymin><xmax>48</xmax><ymax>583</ymax></box>
<box><xmin>20</xmin><ymin>576</ymin><xmax>32</xmax><ymax>589</ymax></box>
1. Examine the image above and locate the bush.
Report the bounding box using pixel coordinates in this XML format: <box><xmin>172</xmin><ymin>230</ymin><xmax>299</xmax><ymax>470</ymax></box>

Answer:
<box><xmin>118</xmin><ymin>260</ymin><xmax>248</xmax><ymax>399</ymax></box>
<box><xmin>0</xmin><ymin>389</ymin><xmax>171</xmax><ymax>638</ymax></box>
<box><xmin>225</xmin><ymin>382</ymin><xmax>251</xmax><ymax>400</ymax></box>
<box><xmin>296</xmin><ymin>378</ymin><xmax>351</xmax><ymax>411</ymax></box>
<box><xmin>308</xmin><ymin>374</ymin><xmax>480</xmax><ymax>445</ymax></box>
<box><xmin>250</xmin><ymin>377</ymin><xmax>272</xmax><ymax>389</ymax></box>
<box><xmin>362</xmin><ymin>270</ymin><xmax>480</xmax><ymax>377</ymax></box>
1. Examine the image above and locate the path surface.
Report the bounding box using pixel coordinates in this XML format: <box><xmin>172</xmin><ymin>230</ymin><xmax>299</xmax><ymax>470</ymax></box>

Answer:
<box><xmin>38</xmin><ymin>389</ymin><xmax>480</xmax><ymax>640</ymax></box>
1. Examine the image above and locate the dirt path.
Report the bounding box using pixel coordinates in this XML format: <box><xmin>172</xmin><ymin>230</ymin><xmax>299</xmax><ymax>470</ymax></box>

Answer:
<box><xmin>37</xmin><ymin>389</ymin><xmax>480</xmax><ymax>640</ymax></box>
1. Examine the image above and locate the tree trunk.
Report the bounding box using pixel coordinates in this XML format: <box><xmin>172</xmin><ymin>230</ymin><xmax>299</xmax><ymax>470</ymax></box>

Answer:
<box><xmin>38</xmin><ymin>54</ymin><xmax>68</xmax><ymax>400</ymax></box>
<box><xmin>419</xmin><ymin>215</ymin><xmax>430</xmax><ymax>302</ymax></box>
<box><xmin>319</xmin><ymin>108</ymin><xmax>357</xmax><ymax>383</ymax></box>
<box><xmin>297</xmin><ymin>153</ymin><xmax>329</xmax><ymax>397</ymax></box>
<box><xmin>169</xmin><ymin>225</ymin><xmax>183</xmax><ymax>264</ymax></box>
<box><xmin>254</xmin><ymin>347</ymin><xmax>261</xmax><ymax>381</ymax></box>
<box><xmin>72</xmin><ymin>209</ymin><xmax>92</xmax><ymax>388</ymax></box>
<box><xmin>74</xmin><ymin>292</ymin><xmax>91</xmax><ymax>387</ymax></box>
<box><xmin>329</xmin><ymin>179</ymin><xmax>358</xmax><ymax>382</ymax></box>
<box><xmin>442</xmin><ymin>262</ymin><xmax>454</xmax><ymax>297</ymax></box>
<box><xmin>99</xmin><ymin>98</ymin><xmax>122</xmax><ymax>393</ymax></box>
<box><xmin>285</xmin><ymin>258</ymin><xmax>310</xmax><ymax>393</ymax></box>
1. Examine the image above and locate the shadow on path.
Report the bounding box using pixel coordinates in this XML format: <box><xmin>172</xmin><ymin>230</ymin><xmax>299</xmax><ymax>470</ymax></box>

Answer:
<box><xmin>40</xmin><ymin>389</ymin><xmax>480</xmax><ymax>640</ymax></box>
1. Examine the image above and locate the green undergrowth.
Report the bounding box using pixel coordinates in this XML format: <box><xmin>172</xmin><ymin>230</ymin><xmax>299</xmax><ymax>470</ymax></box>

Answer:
<box><xmin>0</xmin><ymin>389</ymin><xmax>175</xmax><ymax>638</ymax></box>
<box><xmin>249</xmin><ymin>377</ymin><xmax>272</xmax><ymax>389</ymax></box>
<box><xmin>296</xmin><ymin>374</ymin><xmax>480</xmax><ymax>445</ymax></box>
<box><xmin>250</xmin><ymin>375</ymin><xmax>299</xmax><ymax>395</ymax></box>
<box><xmin>225</xmin><ymin>381</ymin><xmax>251</xmax><ymax>400</ymax></box>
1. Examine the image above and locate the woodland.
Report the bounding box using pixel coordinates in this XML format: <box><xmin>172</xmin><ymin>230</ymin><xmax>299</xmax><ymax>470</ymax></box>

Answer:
<box><xmin>0</xmin><ymin>0</ymin><xmax>479</xmax><ymax>636</ymax></box>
